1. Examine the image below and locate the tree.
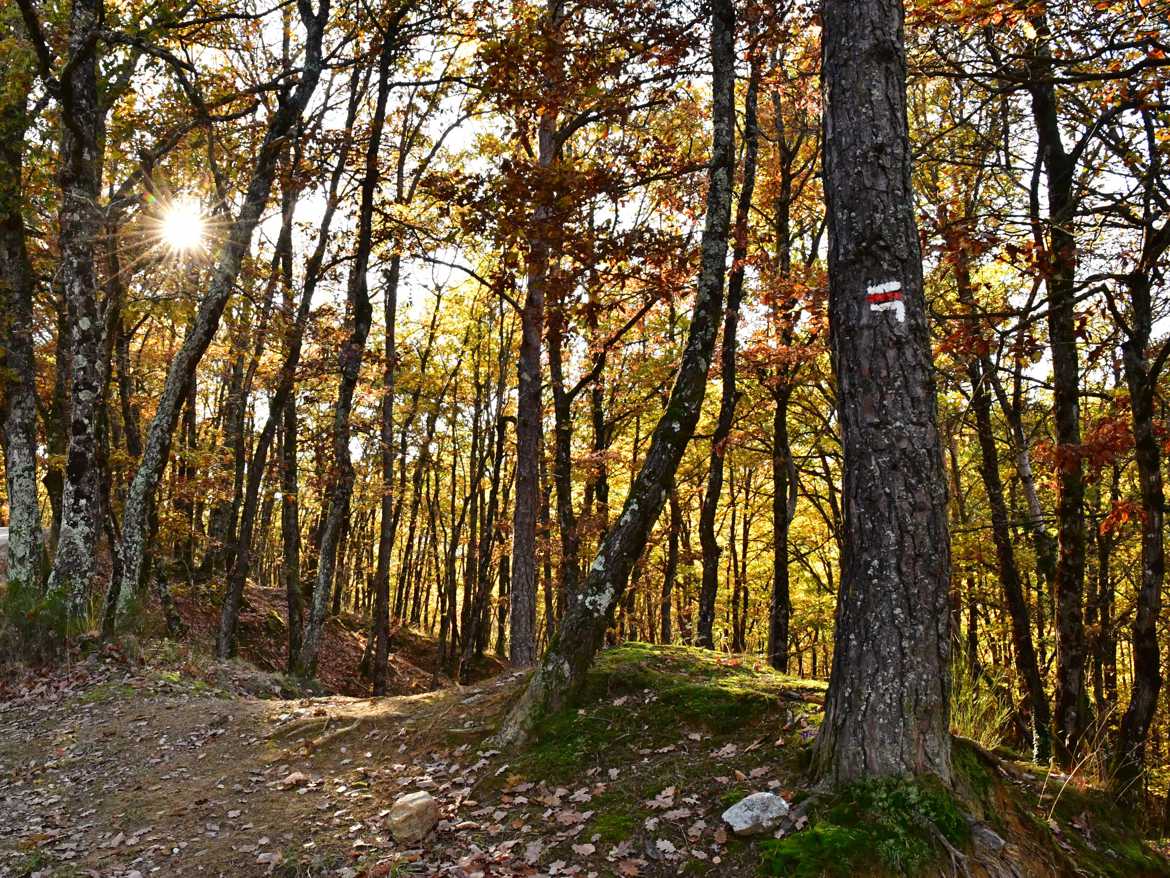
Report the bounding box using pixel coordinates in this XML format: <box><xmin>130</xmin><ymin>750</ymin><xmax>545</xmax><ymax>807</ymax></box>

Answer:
<box><xmin>495</xmin><ymin>0</ymin><xmax>735</xmax><ymax>744</ymax></box>
<box><xmin>38</xmin><ymin>0</ymin><xmax>105</xmax><ymax>624</ymax></box>
<box><xmin>298</xmin><ymin>4</ymin><xmax>411</xmax><ymax>678</ymax></box>
<box><xmin>812</xmin><ymin>0</ymin><xmax>952</xmax><ymax>784</ymax></box>
<box><xmin>0</xmin><ymin>5</ymin><xmax>45</xmax><ymax>596</ymax></box>
<box><xmin>696</xmin><ymin>41</ymin><xmax>760</xmax><ymax>651</ymax></box>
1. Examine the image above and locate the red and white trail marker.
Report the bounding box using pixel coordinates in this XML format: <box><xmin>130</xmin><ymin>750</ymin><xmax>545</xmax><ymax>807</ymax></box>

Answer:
<box><xmin>866</xmin><ymin>280</ymin><xmax>904</xmax><ymax>323</ymax></box>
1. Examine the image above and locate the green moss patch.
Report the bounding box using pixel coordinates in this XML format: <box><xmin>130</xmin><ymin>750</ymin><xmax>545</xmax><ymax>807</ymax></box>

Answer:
<box><xmin>760</xmin><ymin>777</ymin><xmax>969</xmax><ymax>877</ymax></box>
<box><xmin>519</xmin><ymin>642</ymin><xmax>822</xmax><ymax>781</ymax></box>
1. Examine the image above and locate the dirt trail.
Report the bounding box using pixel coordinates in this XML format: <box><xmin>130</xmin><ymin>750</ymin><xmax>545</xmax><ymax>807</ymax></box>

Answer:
<box><xmin>0</xmin><ymin>653</ymin><xmax>526</xmax><ymax>877</ymax></box>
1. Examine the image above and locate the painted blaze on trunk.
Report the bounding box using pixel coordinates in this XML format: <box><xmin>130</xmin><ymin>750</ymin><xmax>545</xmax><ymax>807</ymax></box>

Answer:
<box><xmin>813</xmin><ymin>0</ymin><xmax>952</xmax><ymax>785</ymax></box>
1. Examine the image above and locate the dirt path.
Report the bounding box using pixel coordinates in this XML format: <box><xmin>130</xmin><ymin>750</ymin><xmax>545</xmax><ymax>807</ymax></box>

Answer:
<box><xmin>1</xmin><ymin>644</ymin><xmax>824</xmax><ymax>878</ymax></box>
<box><xmin>0</xmin><ymin>651</ymin><xmax>528</xmax><ymax>878</ymax></box>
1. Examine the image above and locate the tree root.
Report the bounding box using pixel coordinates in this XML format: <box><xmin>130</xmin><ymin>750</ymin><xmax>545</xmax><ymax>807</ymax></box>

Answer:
<box><xmin>304</xmin><ymin>719</ymin><xmax>361</xmax><ymax>753</ymax></box>
<box><xmin>267</xmin><ymin>715</ymin><xmax>331</xmax><ymax>740</ymax></box>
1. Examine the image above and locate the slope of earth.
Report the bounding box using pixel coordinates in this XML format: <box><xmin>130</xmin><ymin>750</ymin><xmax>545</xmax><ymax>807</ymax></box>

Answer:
<box><xmin>1</xmin><ymin>642</ymin><xmax>1167</xmax><ymax>877</ymax></box>
<box><xmin>172</xmin><ymin>585</ymin><xmax>505</xmax><ymax>696</ymax></box>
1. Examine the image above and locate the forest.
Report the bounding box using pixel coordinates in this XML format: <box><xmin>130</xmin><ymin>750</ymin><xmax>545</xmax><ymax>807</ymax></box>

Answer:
<box><xmin>1</xmin><ymin>0</ymin><xmax>1169</xmax><ymax>874</ymax></box>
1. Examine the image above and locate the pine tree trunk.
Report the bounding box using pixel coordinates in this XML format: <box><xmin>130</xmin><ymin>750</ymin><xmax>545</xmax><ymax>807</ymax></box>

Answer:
<box><xmin>495</xmin><ymin>0</ymin><xmax>734</xmax><ymax>744</ymax></box>
<box><xmin>812</xmin><ymin>0</ymin><xmax>952</xmax><ymax>785</ymax></box>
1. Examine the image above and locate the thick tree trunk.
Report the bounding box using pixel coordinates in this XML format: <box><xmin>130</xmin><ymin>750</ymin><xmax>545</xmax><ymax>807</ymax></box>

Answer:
<box><xmin>495</xmin><ymin>0</ymin><xmax>734</xmax><ymax>744</ymax></box>
<box><xmin>47</xmin><ymin>0</ymin><xmax>104</xmax><ymax>623</ymax></box>
<box><xmin>115</xmin><ymin>0</ymin><xmax>329</xmax><ymax>618</ymax></box>
<box><xmin>0</xmin><ymin>28</ymin><xmax>45</xmax><ymax>594</ymax></box>
<box><xmin>812</xmin><ymin>0</ymin><xmax>952</xmax><ymax>785</ymax></box>
<box><xmin>696</xmin><ymin>54</ymin><xmax>758</xmax><ymax>650</ymax></box>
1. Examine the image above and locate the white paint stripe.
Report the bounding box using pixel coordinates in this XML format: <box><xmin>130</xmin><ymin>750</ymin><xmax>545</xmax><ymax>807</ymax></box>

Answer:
<box><xmin>867</xmin><ymin>280</ymin><xmax>902</xmax><ymax>296</ymax></box>
<box><xmin>870</xmin><ymin>299</ymin><xmax>905</xmax><ymax>323</ymax></box>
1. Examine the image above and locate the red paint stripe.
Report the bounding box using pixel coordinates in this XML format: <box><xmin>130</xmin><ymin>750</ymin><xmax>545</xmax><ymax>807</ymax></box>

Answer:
<box><xmin>866</xmin><ymin>291</ymin><xmax>903</xmax><ymax>304</ymax></box>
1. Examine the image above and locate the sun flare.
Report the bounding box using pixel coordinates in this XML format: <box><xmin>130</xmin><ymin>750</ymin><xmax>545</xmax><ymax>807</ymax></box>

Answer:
<box><xmin>160</xmin><ymin>198</ymin><xmax>206</xmax><ymax>253</ymax></box>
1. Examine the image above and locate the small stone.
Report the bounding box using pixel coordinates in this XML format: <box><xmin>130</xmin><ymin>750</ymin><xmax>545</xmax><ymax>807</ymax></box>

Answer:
<box><xmin>721</xmin><ymin>792</ymin><xmax>790</xmax><ymax>836</ymax></box>
<box><xmin>972</xmin><ymin>822</ymin><xmax>1006</xmax><ymax>853</ymax></box>
<box><xmin>387</xmin><ymin>790</ymin><xmax>440</xmax><ymax>844</ymax></box>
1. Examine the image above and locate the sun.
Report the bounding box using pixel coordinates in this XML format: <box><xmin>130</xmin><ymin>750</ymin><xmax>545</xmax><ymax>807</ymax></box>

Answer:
<box><xmin>160</xmin><ymin>198</ymin><xmax>206</xmax><ymax>253</ymax></box>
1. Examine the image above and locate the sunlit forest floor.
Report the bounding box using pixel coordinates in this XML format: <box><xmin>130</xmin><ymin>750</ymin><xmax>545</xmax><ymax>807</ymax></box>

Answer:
<box><xmin>2</xmin><ymin>642</ymin><xmax>1167</xmax><ymax>877</ymax></box>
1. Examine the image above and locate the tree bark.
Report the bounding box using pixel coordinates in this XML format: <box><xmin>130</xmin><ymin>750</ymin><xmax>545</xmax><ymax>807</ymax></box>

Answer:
<box><xmin>47</xmin><ymin>0</ymin><xmax>104</xmax><ymax>623</ymax></box>
<box><xmin>297</xmin><ymin>25</ymin><xmax>397</xmax><ymax>675</ymax></box>
<box><xmin>214</xmin><ymin>128</ymin><xmax>348</xmax><ymax>658</ymax></box>
<box><xmin>371</xmin><ymin>255</ymin><xmax>400</xmax><ymax>694</ymax></box>
<box><xmin>0</xmin><ymin>18</ymin><xmax>45</xmax><ymax>594</ymax></box>
<box><xmin>1024</xmin><ymin>4</ymin><xmax>1088</xmax><ymax>766</ymax></box>
<box><xmin>696</xmin><ymin>51</ymin><xmax>759</xmax><ymax>650</ymax></box>
<box><xmin>1114</xmin><ymin>271</ymin><xmax>1166</xmax><ymax>795</ymax></box>
<box><xmin>495</xmin><ymin>0</ymin><xmax>734</xmax><ymax>744</ymax></box>
<box><xmin>510</xmin><ymin>0</ymin><xmax>567</xmax><ymax>666</ymax></box>
<box><xmin>768</xmin><ymin>388</ymin><xmax>794</xmax><ymax>671</ymax></box>
<box><xmin>956</xmin><ymin>259</ymin><xmax>1052</xmax><ymax>760</ymax></box>
<box><xmin>660</xmin><ymin>487</ymin><xmax>681</xmax><ymax>644</ymax></box>
<box><xmin>812</xmin><ymin>0</ymin><xmax>952</xmax><ymax>785</ymax></box>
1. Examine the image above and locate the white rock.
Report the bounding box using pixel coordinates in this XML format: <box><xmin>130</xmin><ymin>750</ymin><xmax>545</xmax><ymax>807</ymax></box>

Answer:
<box><xmin>387</xmin><ymin>790</ymin><xmax>440</xmax><ymax>843</ymax></box>
<box><xmin>721</xmin><ymin>792</ymin><xmax>790</xmax><ymax>836</ymax></box>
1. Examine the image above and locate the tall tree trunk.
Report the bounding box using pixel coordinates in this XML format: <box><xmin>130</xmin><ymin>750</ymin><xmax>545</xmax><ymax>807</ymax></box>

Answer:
<box><xmin>1115</xmin><ymin>274</ymin><xmax>1165</xmax><ymax>795</ymax></box>
<box><xmin>495</xmin><ymin>0</ymin><xmax>734</xmax><ymax>744</ymax></box>
<box><xmin>813</xmin><ymin>0</ymin><xmax>952</xmax><ymax>785</ymax></box>
<box><xmin>660</xmin><ymin>487</ymin><xmax>681</xmax><ymax>644</ymax></box>
<box><xmin>297</xmin><ymin>25</ymin><xmax>396</xmax><ymax>675</ymax></box>
<box><xmin>200</xmin><ymin>349</ymin><xmax>246</xmax><ymax>578</ymax></box>
<box><xmin>510</xmin><ymin>0</ymin><xmax>566</xmax><ymax>666</ymax></box>
<box><xmin>0</xmin><ymin>20</ymin><xmax>45</xmax><ymax>594</ymax></box>
<box><xmin>949</xmin><ymin>216</ymin><xmax>1051</xmax><ymax>760</ymax></box>
<box><xmin>371</xmin><ymin>254</ymin><xmax>400</xmax><ymax>694</ymax></box>
<box><xmin>47</xmin><ymin>0</ymin><xmax>104</xmax><ymax>623</ymax></box>
<box><xmin>280</xmin><ymin>411</ymin><xmax>302</xmax><ymax>657</ymax></box>
<box><xmin>114</xmin><ymin>0</ymin><xmax>329</xmax><ymax>618</ymax></box>
<box><xmin>548</xmin><ymin>276</ymin><xmax>581</xmax><ymax>616</ymax></box>
<box><xmin>696</xmin><ymin>51</ymin><xmax>759</xmax><ymax>650</ymax></box>
<box><xmin>214</xmin><ymin>80</ymin><xmax>355</xmax><ymax>660</ymax></box>
<box><xmin>1025</xmin><ymin>4</ymin><xmax>1088</xmax><ymax>765</ymax></box>
<box><xmin>768</xmin><ymin>387</ymin><xmax>794</xmax><ymax>671</ymax></box>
